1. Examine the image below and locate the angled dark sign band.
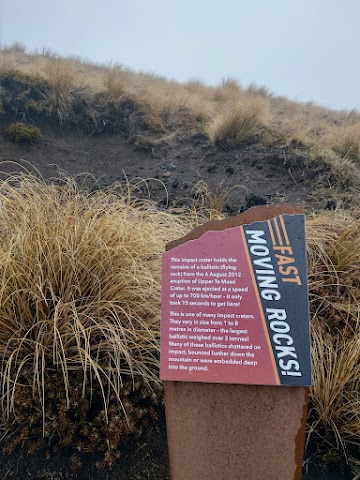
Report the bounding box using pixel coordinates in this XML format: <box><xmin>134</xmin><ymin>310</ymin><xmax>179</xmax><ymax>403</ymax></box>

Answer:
<box><xmin>241</xmin><ymin>214</ymin><xmax>311</xmax><ymax>385</ymax></box>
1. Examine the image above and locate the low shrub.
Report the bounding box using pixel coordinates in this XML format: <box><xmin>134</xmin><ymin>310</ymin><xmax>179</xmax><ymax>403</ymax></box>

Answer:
<box><xmin>5</xmin><ymin>122</ymin><xmax>43</xmax><ymax>143</ymax></box>
<box><xmin>0</xmin><ymin>70</ymin><xmax>48</xmax><ymax>120</ymax></box>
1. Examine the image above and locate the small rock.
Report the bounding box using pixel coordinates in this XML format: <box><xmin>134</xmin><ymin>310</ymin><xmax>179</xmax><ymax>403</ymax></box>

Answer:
<box><xmin>168</xmin><ymin>163</ymin><xmax>177</xmax><ymax>171</ymax></box>
<box><xmin>225</xmin><ymin>203</ymin><xmax>236</xmax><ymax>213</ymax></box>
<box><xmin>246</xmin><ymin>194</ymin><xmax>267</xmax><ymax>208</ymax></box>
<box><xmin>325</xmin><ymin>199</ymin><xmax>337</xmax><ymax>210</ymax></box>
<box><xmin>207</xmin><ymin>164</ymin><xmax>217</xmax><ymax>173</ymax></box>
<box><xmin>163</xmin><ymin>171</ymin><xmax>171</xmax><ymax>178</ymax></box>
<box><xmin>226</xmin><ymin>166</ymin><xmax>235</xmax><ymax>175</ymax></box>
<box><xmin>191</xmin><ymin>132</ymin><xmax>210</xmax><ymax>144</ymax></box>
<box><xmin>172</xmin><ymin>178</ymin><xmax>180</xmax><ymax>188</ymax></box>
<box><xmin>159</xmin><ymin>197</ymin><xmax>168</xmax><ymax>206</ymax></box>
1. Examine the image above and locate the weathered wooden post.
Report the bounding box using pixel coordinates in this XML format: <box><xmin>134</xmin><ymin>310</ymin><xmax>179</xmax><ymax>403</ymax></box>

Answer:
<box><xmin>161</xmin><ymin>204</ymin><xmax>311</xmax><ymax>480</ymax></box>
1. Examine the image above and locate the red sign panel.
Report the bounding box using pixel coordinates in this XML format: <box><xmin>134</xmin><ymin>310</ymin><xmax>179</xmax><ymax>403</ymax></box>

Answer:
<box><xmin>160</xmin><ymin>215</ymin><xmax>311</xmax><ymax>386</ymax></box>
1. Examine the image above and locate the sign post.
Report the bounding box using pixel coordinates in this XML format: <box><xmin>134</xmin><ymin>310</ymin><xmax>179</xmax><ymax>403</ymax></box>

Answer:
<box><xmin>161</xmin><ymin>204</ymin><xmax>311</xmax><ymax>480</ymax></box>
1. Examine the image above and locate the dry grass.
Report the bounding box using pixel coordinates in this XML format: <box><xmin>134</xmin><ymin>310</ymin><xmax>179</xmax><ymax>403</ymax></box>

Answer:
<box><xmin>1</xmin><ymin>43</ymin><xmax>359</xmax><ymax>150</ymax></box>
<box><xmin>0</xmin><ymin>174</ymin><xmax>188</xmax><ymax>425</ymax></box>
<box><xmin>0</xmin><ymin>172</ymin><xmax>357</xmax><ymax>471</ymax></box>
<box><xmin>307</xmin><ymin>211</ymin><xmax>360</xmax><ymax>329</ymax></box>
<box><xmin>190</xmin><ymin>180</ymin><xmax>243</xmax><ymax>221</ymax></box>
<box><xmin>328</xmin><ymin>122</ymin><xmax>360</xmax><ymax>162</ymax></box>
<box><xmin>103</xmin><ymin>67</ymin><xmax>128</xmax><ymax>102</ymax></box>
<box><xmin>307</xmin><ymin>211</ymin><xmax>360</xmax><ymax>470</ymax></box>
<box><xmin>310</xmin><ymin>327</ymin><xmax>360</xmax><ymax>447</ymax></box>
<box><xmin>43</xmin><ymin>59</ymin><xmax>93</xmax><ymax>122</ymax></box>
<box><xmin>205</xmin><ymin>96</ymin><xmax>270</xmax><ymax>144</ymax></box>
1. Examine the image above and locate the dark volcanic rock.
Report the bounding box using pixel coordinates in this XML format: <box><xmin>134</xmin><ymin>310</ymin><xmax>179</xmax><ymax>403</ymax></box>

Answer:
<box><xmin>246</xmin><ymin>194</ymin><xmax>268</xmax><ymax>208</ymax></box>
<box><xmin>207</xmin><ymin>164</ymin><xmax>217</xmax><ymax>173</ymax></box>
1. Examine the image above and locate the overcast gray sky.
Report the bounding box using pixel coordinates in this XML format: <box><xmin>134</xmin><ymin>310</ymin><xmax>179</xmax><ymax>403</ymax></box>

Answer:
<box><xmin>1</xmin><ymin>0</ymin><xmax>359</xmax><ymax>111</ymax></box>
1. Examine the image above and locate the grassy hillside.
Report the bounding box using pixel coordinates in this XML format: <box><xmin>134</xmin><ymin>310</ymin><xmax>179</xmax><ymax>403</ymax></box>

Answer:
<box><xmin>1</xmin><ymin>43</ymin><xmax>360</xmax><ymax>154</ymax></box>
<box><xmin>2</xmin><ymin>43</ymin><xmax>360</xmax><ymax>212</ymax></box>
<box><xmin>0</xmin><ymin>43</ymin><xmax>359</xmax><ymax>478</ymax></box>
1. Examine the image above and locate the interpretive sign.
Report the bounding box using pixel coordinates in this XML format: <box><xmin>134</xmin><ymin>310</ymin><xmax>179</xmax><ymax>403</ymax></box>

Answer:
<box><xmin>163</xmin><ymin>205</ymin><xmax>309</xmax><ymax>480</ymax></box>
<box><xmin>160</xmin><ymin>213</ymin><xmax>311</xmax><ymax>386</ymax></box>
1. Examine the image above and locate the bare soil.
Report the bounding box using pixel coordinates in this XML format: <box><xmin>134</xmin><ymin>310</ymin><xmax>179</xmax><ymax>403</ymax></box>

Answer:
<box><xmin>0</xmin><ymin>128</ymin><xmax>354</xmax><ymax>479</ymax></box>
<box><xmin>0</xmin><ymin>129</ymin><xmax>334</xmax><ymax>213</ymax></box>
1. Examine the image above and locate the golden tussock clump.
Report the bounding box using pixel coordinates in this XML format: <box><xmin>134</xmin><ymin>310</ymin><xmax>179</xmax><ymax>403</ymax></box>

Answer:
<box><xmin>328</xmin><ymin>122</ymin><xmax>360</xmax><ymax>163</ymax></box>
<box><xmin>307</xmin><ymin>211</ymin><xmax>360</xmax><ymax>470</ymax></box>
<box><xmin>205</xmin><ymin>96</ymin><xmax>271</xmax><ymax>144</ymax></box>
<box><xmin>0</xmin><ymin>174</ymin><xmax>188</xmax><ymax>423</ymax></box>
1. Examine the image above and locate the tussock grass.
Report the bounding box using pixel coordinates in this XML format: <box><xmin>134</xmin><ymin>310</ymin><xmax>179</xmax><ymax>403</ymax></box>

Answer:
<box><xmin>307</xmin><ymin>211</ymin><xmax>360</xmax><ymax>329</ymax></box>
<box><xmin>0</xmin><ymin>174</ymin><xmax>357</xmax><ymax>472</ymax></box>
<box><xmin>205</xmin><ymin>97</ymin><xmax>270</xmax><ymax>144</ymax></box>
<box><xmin>324</xmin><ymin>154</ymin><xmax>360</xmax><ymax>190</ymax></box>
<box><xmin>43</xmin><ymin>59</ymin><xmax>93</xmax><ymax>122</ymax></box>
<box><xmin>191</xmin><ymin>180</ymin><xmax>243</xmax><ymax>221</ymax></box>
<box><xmin>1</xmin><ymin>43</ymin><xmax>359</xmax><ymax>150</ymax></box>
<box><xmin>307</xmin><ymin>212</ymin><xmax>360</xmax><ymax>470</ymax></box>
<box><xmin>221</xmin><ymin>76</ymin><xmax>242</xmax><ymax>92</ymax></box>
<box><xmin>329</xmin><ymin>122</ymin><xmax>360</xmax><ymax>162</ymax></box>
<box><xmin>310</xmin><ymin>327</ymin><xmax>360</xmax><ymax>441</ymax></box>
<box><xmin>103</xmin><ymin>67</ymin><xmax>127</xmax><ymax>102</ymax></box>
<box><xmin>0</xmin><ymin>174</ymin><xmax>188</xmax><ymax>425</ymax></box>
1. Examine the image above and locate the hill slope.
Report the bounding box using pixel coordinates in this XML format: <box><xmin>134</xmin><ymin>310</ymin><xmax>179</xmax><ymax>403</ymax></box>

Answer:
<box><xmin>0</xmin><ymin>44</ymin><xmax>359</xmax><ymax>480</ymax></box>
<box><xmin>0</xmin><ymin>43</ymin><xmax>360</xmax><ymax>214</ymax></box>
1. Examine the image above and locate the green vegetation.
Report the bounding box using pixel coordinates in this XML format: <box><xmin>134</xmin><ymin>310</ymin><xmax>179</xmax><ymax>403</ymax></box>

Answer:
<box><xmin>0</xmin><ymin>70</ymin><xmax>48</xmax><ymax>120</ymax></box>
<box><xmin>5</xmin><ymin>122</ymin><xmax>43</xmax><ymax>144</ymax></box>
